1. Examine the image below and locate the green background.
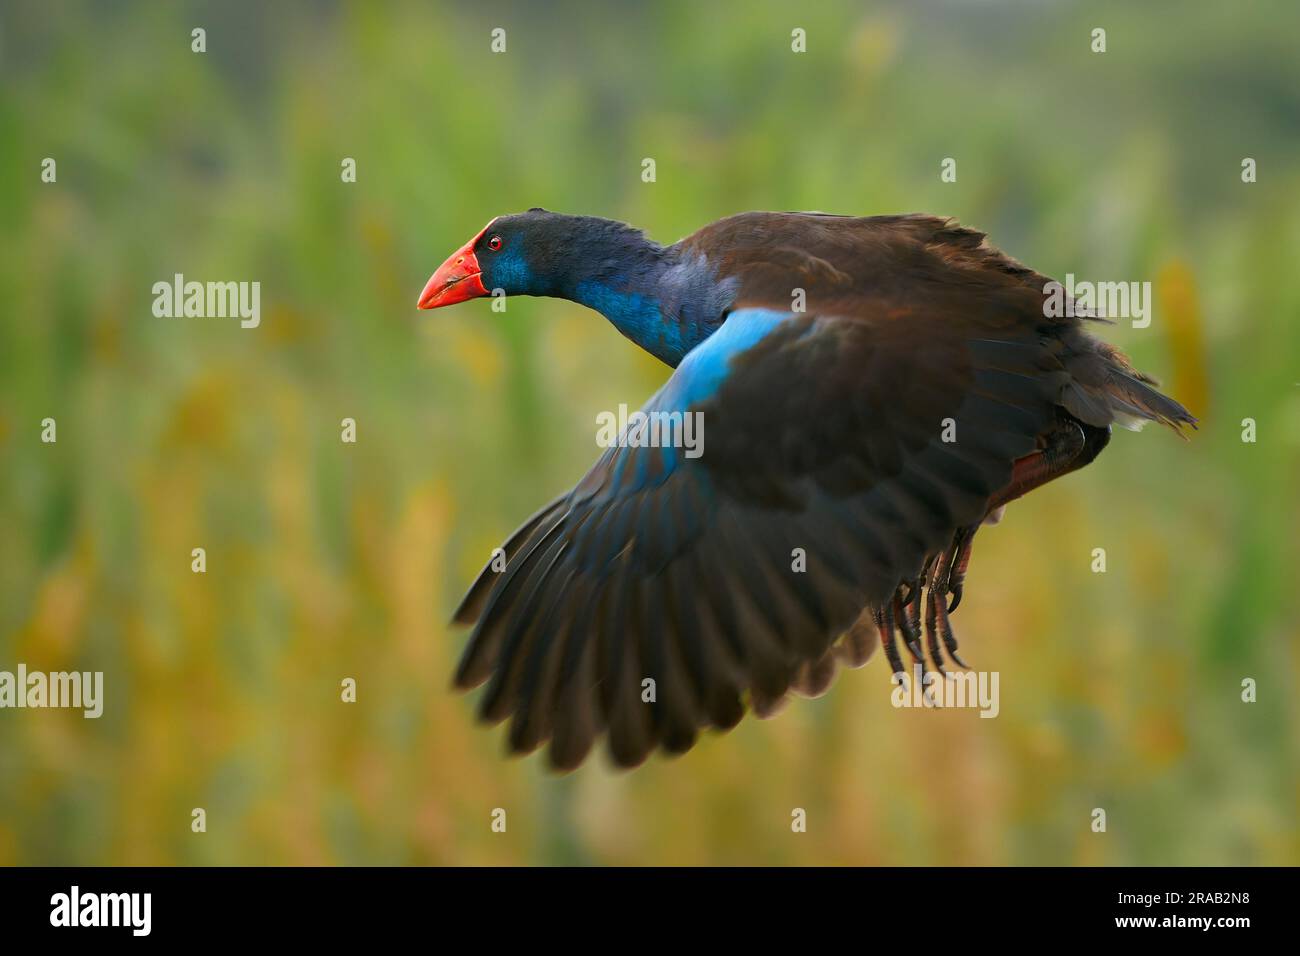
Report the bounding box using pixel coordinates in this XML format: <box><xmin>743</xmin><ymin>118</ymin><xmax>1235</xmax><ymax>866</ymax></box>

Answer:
<box><xmin>1</xmin><ymin>0</ymin><xmax>1296</xmax><ymax>865</ymax></box>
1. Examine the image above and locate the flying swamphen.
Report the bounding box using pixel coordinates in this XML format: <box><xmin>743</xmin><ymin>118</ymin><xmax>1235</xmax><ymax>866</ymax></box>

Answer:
<box><xmin>417</xmin><ymin>209</ymin><xmax>1195</xmax><ymax>771</ymax></box>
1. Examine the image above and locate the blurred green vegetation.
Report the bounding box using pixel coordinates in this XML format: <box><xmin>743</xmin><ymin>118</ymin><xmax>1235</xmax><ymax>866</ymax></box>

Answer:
<box><xmin>0</xmin><ymin>0</ymin><xmax>1297</xmax><ymax>865</ymax></box>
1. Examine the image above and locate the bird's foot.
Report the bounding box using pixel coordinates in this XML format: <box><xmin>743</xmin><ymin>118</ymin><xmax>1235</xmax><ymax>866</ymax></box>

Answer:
<box><xmin>881</xmin><ymin>525</ymin><xmax>978</xmax><ymax>692</ymax></box>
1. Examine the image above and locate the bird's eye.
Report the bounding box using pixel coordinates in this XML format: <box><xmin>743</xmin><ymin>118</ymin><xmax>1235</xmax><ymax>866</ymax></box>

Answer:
<box><xmin>487</xmin><ymin>235</ymin><xmax>502</xmax><ymax>251</ymax></box>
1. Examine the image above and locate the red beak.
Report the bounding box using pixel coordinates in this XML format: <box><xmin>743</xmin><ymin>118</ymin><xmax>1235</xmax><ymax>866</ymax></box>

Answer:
<box><xmin>417</xmin><ymin>222</ymin><xmax>492</xmax><ymax>309</ymax></box>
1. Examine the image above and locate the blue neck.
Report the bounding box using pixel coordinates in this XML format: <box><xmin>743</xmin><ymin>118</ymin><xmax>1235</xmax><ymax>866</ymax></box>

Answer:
<box><xmin>567</xmin><ymin>251</ymin><xmax>735</xmax><ymax>367</ymax></box>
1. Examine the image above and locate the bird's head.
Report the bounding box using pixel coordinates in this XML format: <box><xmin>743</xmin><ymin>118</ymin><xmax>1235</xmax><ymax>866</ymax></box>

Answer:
<box><xmin>417</xmin><ymin>207</ymin><xmax>594</xmax><ymax>309</ymax></box>
<box><xmin>416</xmin><ymin>209</ymin><xmax>716</xmax><ymax>366</ymax></box>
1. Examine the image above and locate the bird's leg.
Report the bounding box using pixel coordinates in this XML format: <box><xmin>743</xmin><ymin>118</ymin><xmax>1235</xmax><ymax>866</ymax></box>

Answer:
<box><xmin>907</xmin><ymin>568</ymin><xmax>926</xmax><ymax>638</ymax></box>
<box><xmin>892</xmin><ymin>587</ymin><xmax>918</xmax><ymax>657</ymax></box>
<box><xmin>926</xmin><ymin>548</ymin><xmax>969</xmax><ymax>671</ymax></box>
<box><xmin>987</xmin><ymin>417</ymin><xmax>1099</xmax><ymax>514</ymax></box>
<box><xmin>924</xmin><ymin>552</ymin><xmax>949</xmax><ymax>677</ymax></box>
<box><xmin>911</xmin><ymin>558</ymin><xmax>935</xmax><ymax>688</ymax></box>
<box><xmin>928</xmin><ymin>416</ymin><xmax>1107</xmax><ymax>668</ymax></box>
<box><xmin>892</xmin><ymin>581</ymin><xmax>925</xmax><ymax>666</ymax></box>
<box><xmin>895</xmin><ymin>590</ymin><xmax>933</xmax><ymax>700</ymax></box>
<box><xmin>874</xmin><ymin>604</ymin><xmax>905</xmax><ymax>680</ymax></box>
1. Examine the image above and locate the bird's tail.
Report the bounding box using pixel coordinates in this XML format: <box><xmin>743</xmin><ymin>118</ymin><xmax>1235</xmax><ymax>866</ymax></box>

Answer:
<box><xmin>1061</xmin><ymin>337</ymin><xmax>1198</xmax><ymax>436</ymax></box>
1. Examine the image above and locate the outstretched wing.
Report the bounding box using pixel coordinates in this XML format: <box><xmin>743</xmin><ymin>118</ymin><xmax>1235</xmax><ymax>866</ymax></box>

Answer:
<box><xmin>451</xmin><ymin>303</ymin><xmax>1064</xmax><ymax>770</ymax></box>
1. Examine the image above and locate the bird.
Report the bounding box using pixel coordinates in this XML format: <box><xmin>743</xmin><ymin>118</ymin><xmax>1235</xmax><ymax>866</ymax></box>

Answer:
<box><xmin>417</xmin><ymin>208</ymin><xmax>1196</xmax><ymax>771</ymax></box>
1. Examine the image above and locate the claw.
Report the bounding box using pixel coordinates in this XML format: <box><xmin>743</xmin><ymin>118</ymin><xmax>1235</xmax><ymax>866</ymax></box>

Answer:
<box><xmin>938</xmin><ymin>524</ymin><xmax>977</xmax><ymax>631</ymax></box>
<box><xmin>938</xmin><ymin>608</ymin><xmax>968</xmax><ymax>670</ymax></box>
<box><xmin>940</xmin><ymin>610</ymin><xmax>969</xmax><ymax>668</ymax></box>
<box><xmin>893</xmin><ymin>585</ymin><xmax>924</xmax><ymax>664</ymax></box>
<box><xmin>945</xmin><ymin>525</ymin><xmax>977</xmax><ymax>610</ymax></box>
